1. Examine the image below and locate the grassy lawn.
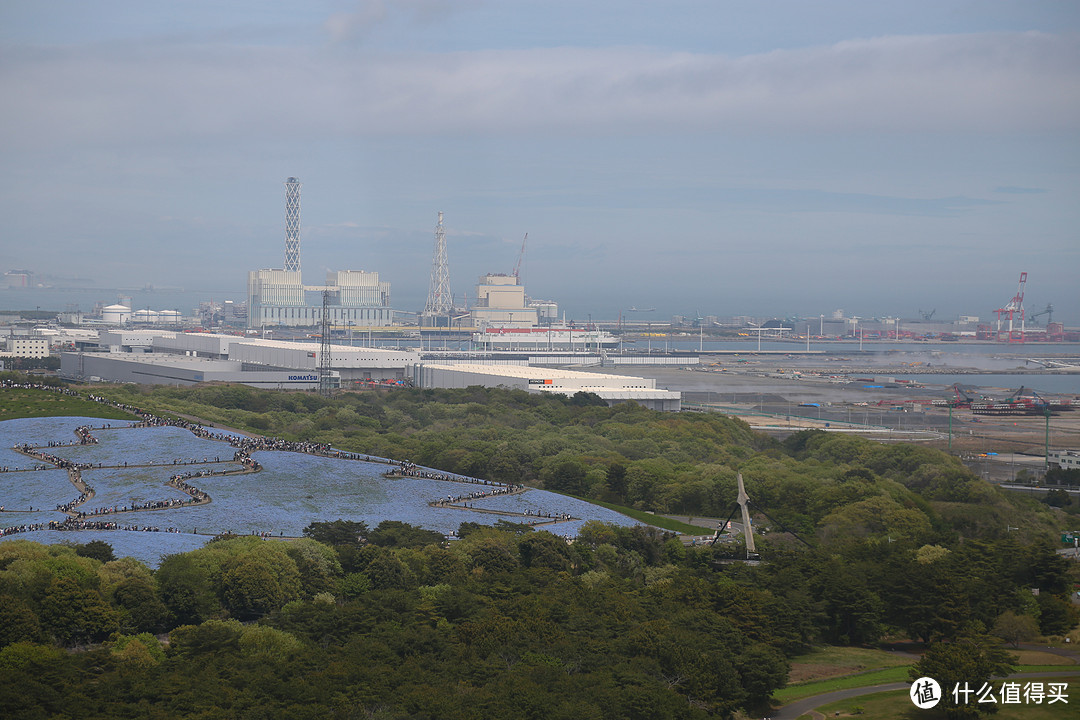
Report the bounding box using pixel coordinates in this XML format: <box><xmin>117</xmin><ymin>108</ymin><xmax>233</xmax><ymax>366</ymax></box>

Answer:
<box><xmin>788</xmin><ymin>645</ymin><xmax>913</xmax><ymax>684</ymax></box>
<box><xmin>0</xmin><ymin>387</ymin><xmax>137</xmax><ymax>422</ymax></box>
<box><xmin>558</xmin><ymin>494</ymin><xmax>705</xmax><ymax>534</ymax></box>
<box><xmin>1013</xmin><ymin>649</ymin><xmax>1076</xmax><ymax>665</ymax></box>
<box><xmin>778</xmin><ymin>665</ymin><xmax>1075</xmax><ymax>706</ymax></box>
<box><xmin>774</xmin><ymin>666</ymin><xmax>912</xmax><ymax>704</ymax></box>
<box><xmin>805</xmin><ymin>679</ymin><xmax>1080</xmax><ymax>720</ymax></box>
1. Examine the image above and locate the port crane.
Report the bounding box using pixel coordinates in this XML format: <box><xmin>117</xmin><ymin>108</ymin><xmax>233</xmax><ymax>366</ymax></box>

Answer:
<box><xmin>1029</xmin><ymin>303</ymin><xmax>1054</xmax><ymax>326</ymax></box>
<box><xmin>994</xmin><ymin>272</ymin><xmax>1027</xmax><ymax>342</ymax></box>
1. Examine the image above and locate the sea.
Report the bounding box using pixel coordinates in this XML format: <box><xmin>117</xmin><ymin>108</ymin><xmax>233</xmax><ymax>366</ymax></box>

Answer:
<box><xmin>0</xmin><ymin>286</ymin><xmax>243</xmax><ymax>316</ymax></box>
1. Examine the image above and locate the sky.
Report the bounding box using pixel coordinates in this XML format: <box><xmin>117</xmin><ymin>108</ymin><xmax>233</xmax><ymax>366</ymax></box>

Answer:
<box><xmin>1</xmin><ymin>1</ymin><xmax>1078</xmax><ymax>323</ymax></box>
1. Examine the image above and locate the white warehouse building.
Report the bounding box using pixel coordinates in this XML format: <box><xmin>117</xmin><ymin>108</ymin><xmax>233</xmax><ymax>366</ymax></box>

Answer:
<box><xmin>412</xmin><ymin>363</ymin><xmax>681</xmax><ymax>412</ymax></box>
<box><xmin>62</xmin><ymin>332</ymin><xmax>418</xmax><ymax>387</ymax></box>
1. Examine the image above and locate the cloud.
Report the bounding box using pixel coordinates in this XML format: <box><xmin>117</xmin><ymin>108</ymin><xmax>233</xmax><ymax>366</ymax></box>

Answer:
<box><xmin>324</xmin><ymin>1</ymin><xmax>388</xmax><ymax>43</ymax></box>
<box><xmin>324</xmin><ymin>0</ymin><xmax>473</xmax><ymax>44</ymax></box>
<box><xmin>994</xmin><ymin>186</ymin><xmax>1047</xmax><ymax>194</ymax></box>
<box><xmin>2</xmin><ymin>31</ymin><xmax>1078</xmax><ymax>150</ymax></box>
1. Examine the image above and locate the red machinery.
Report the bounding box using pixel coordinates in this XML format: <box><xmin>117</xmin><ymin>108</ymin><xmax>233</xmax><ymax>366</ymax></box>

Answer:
<box><xmin>994</xmin><ymin>272</ymin><xmax>1027</xmax><ymax>343</ymax></box>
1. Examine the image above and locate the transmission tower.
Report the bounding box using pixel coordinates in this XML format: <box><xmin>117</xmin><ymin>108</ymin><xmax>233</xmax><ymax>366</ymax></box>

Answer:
<box><xmin>423</xmin><ymin>211</ymin><xmax>452</xmax><ymax>319</ymax></box>
<box><xmin>319</xmin><ymin>290</ymin><xmax>333</xmax><ymax>397</ymax></box>
<box><xmin>284</xmin><ymin>177</ymin><xmax>301</xmax><ymax>273</ymax></box>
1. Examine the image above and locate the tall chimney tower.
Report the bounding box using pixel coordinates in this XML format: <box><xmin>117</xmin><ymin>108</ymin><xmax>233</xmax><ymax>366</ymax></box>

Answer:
<box><xmin>284</xmin><ymin>177</ymin><xmax>301</xmax><ymax>273</ymax></box>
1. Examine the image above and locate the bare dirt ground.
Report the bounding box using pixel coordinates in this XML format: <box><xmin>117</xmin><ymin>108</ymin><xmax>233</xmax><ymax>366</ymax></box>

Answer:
<box><xmin>588</xmin><ymin>364</ymin><xmax>1080</xmax><ymax>481</ymax></box>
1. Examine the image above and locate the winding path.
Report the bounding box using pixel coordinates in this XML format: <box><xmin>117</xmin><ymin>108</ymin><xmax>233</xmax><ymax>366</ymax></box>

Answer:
<box><xmin>773</xmin><ymin>647</ymin><xmax>1080</xmax><ymax>720</ymax></box>
<box><xmin>3</xmin><ymin>384</ymin><xmax>561</xmax><ymax>535</ymax></box>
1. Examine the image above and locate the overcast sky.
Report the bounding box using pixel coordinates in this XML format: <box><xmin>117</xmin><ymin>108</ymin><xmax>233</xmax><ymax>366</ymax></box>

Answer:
<box><xmin>1</xmin><ymin>1</ymin><xmax>1077</xmax><ymax>322</ymax></box>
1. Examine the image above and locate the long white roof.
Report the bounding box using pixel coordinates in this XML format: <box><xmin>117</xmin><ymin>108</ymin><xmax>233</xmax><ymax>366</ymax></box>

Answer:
<box><xmin>419</xmin><ymin>363</ymin><xmax>630</xmax><ymax>381</ymax></box>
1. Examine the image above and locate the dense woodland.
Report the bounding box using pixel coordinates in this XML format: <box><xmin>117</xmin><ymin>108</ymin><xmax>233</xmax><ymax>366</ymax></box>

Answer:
<box><xmin>0</xmin><ymin>380</ymin><xmax>1078</xmax><ymax>718</ymax></box>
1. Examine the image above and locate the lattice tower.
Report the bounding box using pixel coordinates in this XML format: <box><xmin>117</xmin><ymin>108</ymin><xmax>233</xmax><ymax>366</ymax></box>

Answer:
<box><xmin>424</xmin><ymin>211</ymin><xmax>452</xmax><ymax>315</ymax></box>
<box><xmin>319</xmin><ymin>289</ymin><xmax>333</xmax><ymax>397</ymax></box>
<box><xmin>284</xmin><ymin>177</ymin><xmax>302</xmax><ymax>273</ymax></box>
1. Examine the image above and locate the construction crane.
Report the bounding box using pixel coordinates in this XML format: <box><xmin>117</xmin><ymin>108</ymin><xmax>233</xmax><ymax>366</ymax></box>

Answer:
<box><xmin>511</xmin><ymin>233</ymin><xmax>527</xmax><ymax>279</ymax></box>
<box><xmin>994</xmin><ymin>271</ymin><xmax>1027</xmax><ymax>343</ymax></box>
<box><xmin>1029</xmin><ymin>303</ymin><xmax>1054</xmax><ymax>326</ymax></box>
<box><xmin>919</xmin><ymin>308</ymin><xmax>937</xmax><ymax>321</ymax></box>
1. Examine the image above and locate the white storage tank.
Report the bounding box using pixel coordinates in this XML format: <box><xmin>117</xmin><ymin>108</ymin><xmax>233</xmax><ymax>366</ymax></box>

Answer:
<box><xmin>133</xmin><ymin>309</ymin><xmax>159</xmax><ymax>323</ymax></box>
<box><xmin>158</xmin><ymin>310</ymin><xmax>182</xmax><ymax>325</ymax></box>
<box><xmin>102</xmin><ymin>304</ymin><xmax>131</xmax><ymax>325</ymax></box>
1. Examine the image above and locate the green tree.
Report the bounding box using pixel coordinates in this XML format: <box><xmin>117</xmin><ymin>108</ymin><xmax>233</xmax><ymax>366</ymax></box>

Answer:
<box><xmin>542</xmin><ymin>459</ymin><xmax>589</xmax><ymax>495</ymax></box>
<box><xmin>112</xmin><ymin>576</ymin><xmax>170</xmax><ymax>633</ymax></box>
<box><xmin>74</xmin><ymin>540</ymin><xmax>116</xmax><ymax>563</ymax></box>
<box><xmin>518</xmin><ymin>532</ymin><xmax>572</xmax><ymax>571</ymax></box>
<box><xmin>1042</xmin><ymin>488</ymin><xmax>1071</xmax><ymax>507</ymax></box>
<box><xmin>363</xmin><ymin>550</ymin><xmax>409</xmax><ymax>590</ymax></box>
<box><xmin>285</xmin><ymin>538</ymin><xmax>343</xmax><ymax>597</ymax></box>
<box><xmin>38</xmin><ymin>576</ymin><xmax>119</xmax><ymax>645</ymax></box>
<box><xmin>469</xmin><ymin>538</ymin><xmax>520</xmax><ymax>574</ymax></box>
<box><xmin>820</xmin><ymin>573</ymin><xmax>883</xmax><ymax>645</ymax></box>
<box><xmin>606</xmin><ymin>462</ymin><xmax>628</xmax><ymax>497</ymax></box>
<box><xmin>736</xmin><ymin>643</ymin><xmax>790</xmax><ymax>706</ymax></box>
<box><xmin>156</xmin><ymin>553</ymin><xmax>221</xmax><ymax>624</ymax></box>
<box><xmin>368</xmin><ymin>520</ymin><xmax>445</xmax><ymax>549</ymax></box>
<box><xmin>1036</xmin><ymin>593</ymin><xmax>1075</xmax><ymax>636</ymax></box>
<box><xmin>992</xmin><ymin>611</ymin><xmax>1039</xmax><ymax>648</ymax></box>
<box><xmin>910</xmin><ymin>637</ymin><xmax>1016</xmax><ymax>719</ymax></box>
<box><xmin>0</xmin><ymin>594</ymin><xmax>42</xmax><ymax>647</ymax></box>
<box><xmin>221</xmin><ymin>557</ymin><xmax>288</xmax><ymax>620</ymax></box>
<box><xmin>169</xmin><ymin>618</ymin><xmax>243</xmax><ymax>658</ymax></box>
<box><xmin>302</xmin><ymin>519</ymin><xmax>369</xmax><ymax>546</ymax></box>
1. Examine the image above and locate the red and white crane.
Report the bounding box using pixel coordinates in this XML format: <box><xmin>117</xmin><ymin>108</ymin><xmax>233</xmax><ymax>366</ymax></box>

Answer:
<box><xmin>994</xmin><ymin>271</ymin><xmax>1027</xmax><ymax>343</ymax></box>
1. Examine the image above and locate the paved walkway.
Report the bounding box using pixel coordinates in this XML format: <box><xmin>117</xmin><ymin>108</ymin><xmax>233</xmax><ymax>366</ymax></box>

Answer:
<box><xmin>773</xmin><ymin>669</ymin><xmax>1080</xmax><ymax>719</ymax></box>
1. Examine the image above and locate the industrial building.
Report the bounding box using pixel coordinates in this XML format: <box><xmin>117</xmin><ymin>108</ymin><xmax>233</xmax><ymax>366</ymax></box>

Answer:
<box><xmin>2</xmin><ymin>336</ymin><xmax>49</xmax><ymax>358</ymax></box>
<box><xmin>247</xmin><ymin>178</ymin><xmax>394</xmax><ymax>329</ymax></box>
<box><xmin>468</xmin><ymin>274</ymin><xmax>538</xmax><ymax>328</ymax></box>
<box><xmin>472</xmin><ymin>326</ymin><xmax>620</xmax><ymax>350</ymax></box>
<box><xmin>1049</xmin><ymin>450</ymin><xmax>1080</xmax><ymax>470</ymax></box>
<box><xmin>100</xmin><ymin>329</ymin><xmax>178</xmax><ymax>352</ymax></box>
<box><xmin>60</xmin><ymin>331</ymin><xmax>418</xmax><ymax>387</ymax></box>
<box><xmin>60</xmin><ymin>353</ymin><xmax>323</xmax><ymax>389</ymax></box>
<box><xmin>412</xmin><ymin>363</ymin><xmax>681</xmax><ymax>411</ymax></box>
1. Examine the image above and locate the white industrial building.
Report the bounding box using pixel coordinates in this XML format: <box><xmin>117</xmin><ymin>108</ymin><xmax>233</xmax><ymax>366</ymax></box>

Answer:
<box><xmin>473</xmin><ymin>327</ymin><xmax>619</xmax><ymax>350</ymax></box>
<box><xmin>60</xmin><ymin>353</ymin><xmax>324</xmax><ymax>389</ymax></box>
<box><xmin>468</xmin><ymin>274</ymin><xmax>538</xmax><ymax>328</ymax></box>
<box><xmin>248</xmin><ymin>266</ymin><xmax>394</xmax><ymax>330</ymax></box>
<box><xmin>100</xmin><ymin>329</ymin><xmax>179</xmax><ymax>352</ymax></box>
<box><xmin>228</xmin><ymin>338</ymin><xmax>416</xmax><ymax>383</ymax></box>
<box><xmin>1050</xmin><ymin>450</ymin><xmax>1080</xmax><ymax>470</ymax></box>
<box><xmin>2</xmin><ymin>336</ymin><xmax>50</xmax><ymax>358</ymax></box>
<box><xmin>412</xmin><ymin>363</ymin><xmax>681</xmax><ymax>411</ymax></box>
<box><xmin>61</xmin><ymin>331</ymin><xmax>418</xmax><ymax>387</ymax></box>
<box><xmin>31</xmin><ymin>326</ymin><xmax>99</xmax><ymax>349</ymax></box>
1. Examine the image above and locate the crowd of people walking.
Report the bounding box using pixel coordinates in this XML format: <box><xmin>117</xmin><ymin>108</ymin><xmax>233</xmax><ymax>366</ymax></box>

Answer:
<box><xmin>2</xmin><ymin>378</ymin><xmax>582</xmax><ymax>536</ymax></box>
<box><xmin>0</xmin><ymin>522</ymin><xmax>48</xmax><ymax>537</ymax></box>
<box><xmin>50</xmin><ymin>519</ymin><xmax>184</xmax><ymax>533</ymax></box>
